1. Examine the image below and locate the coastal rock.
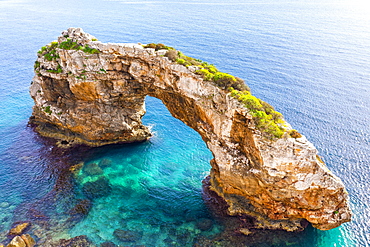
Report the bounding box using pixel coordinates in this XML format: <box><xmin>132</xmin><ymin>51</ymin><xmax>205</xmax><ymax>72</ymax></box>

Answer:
<box><xmin>30</xmin><ymin>28</ymin><xmax>351</xmax><ymax>231</ymax></box>
<box><xmin>52</xmin><ymin>235</ymin><xmax>93</xmax><ymax>247</ymax></box>
<box><xmin>100</xmin><ymin>241</ymin><xmax>117</xmax><ymax>247</ymax></box>
<box><xmin>6</xmin><ymin>236</ymin><xmax>26</xmax><ymax>247</ymax></box>
<box><xmin>8</xmin><ymin>222</ymin><xmax>30</xmax><ymax>236</ymax></box>
<box><xmin>6</xmin><ymin>235</ymin><xmax>35</xmax><ymax>247</ymax></box>
<box><xmin>20</xmin><ymin>234</ymin><xmax>36</xmax><ymax>247</ymax></box>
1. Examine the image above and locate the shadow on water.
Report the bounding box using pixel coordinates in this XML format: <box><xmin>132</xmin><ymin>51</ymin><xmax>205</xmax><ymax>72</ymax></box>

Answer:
<box><xmin>0</xmin><ymin>121</ymin><xmax>339</xmax><ymax>247</ymax></box>
<box><xmin>0</xmin><ymin>122</ymin><xmax>98</xmax><ymax>245</ymax></box>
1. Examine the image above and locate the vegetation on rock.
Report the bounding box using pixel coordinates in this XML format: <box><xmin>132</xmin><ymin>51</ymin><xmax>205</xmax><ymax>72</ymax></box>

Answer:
<box><xmin>46</xmin><ymin>63</ymin><xmax>63</xmax><ymax>74</ymax></box>
<box><xmin>229</xmin><ymin>88</ymin><xmax>286</xmax><ymax>139</ymax></box>
<box><xmin>44</xmin><ymin>106</ymin><xmax>52</xmax><ymax>114</ymax></box>
<box><xmin>37</xmin><ymin>38</ymin><xmax>292</xmax><ymax>140</ymax></box>
<box><xmin>35</xmin><ymin>39</ymin><xmax>100</xmax><ymax>77</ymax></box>
<box><xmin>38</xmin><ymin>41</ymin><xmax>60</xmax><ymax>61</ymax></box>
<box><xmin>149</xmin><ymin>44</ymin><xmax>284</xmax><ymax>139</ymax></box>
<box><xmin>161</xmin><ymin>48</ymin><xmax>250</xmax><ymax>91</ymax></box>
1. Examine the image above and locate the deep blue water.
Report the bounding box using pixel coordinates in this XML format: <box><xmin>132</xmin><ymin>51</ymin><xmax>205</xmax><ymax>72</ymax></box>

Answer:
<box><xmin>1</xmin><ymin>0</ymin><xmax>369</xmax><ymax>246</ymax></box>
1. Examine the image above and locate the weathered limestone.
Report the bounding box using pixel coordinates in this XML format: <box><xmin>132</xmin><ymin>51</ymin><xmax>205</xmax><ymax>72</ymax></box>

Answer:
<box><xmin>30</xmin><ymin>28</ymin><xmax>351</xmax><ymax>231</ymax></box>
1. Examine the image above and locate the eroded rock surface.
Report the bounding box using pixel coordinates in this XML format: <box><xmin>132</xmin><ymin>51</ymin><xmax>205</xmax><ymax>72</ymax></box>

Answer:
<box><xmin>30</xmin><ymin>28</ymin><xmax>351</xmax><ymax>231</ymax></box>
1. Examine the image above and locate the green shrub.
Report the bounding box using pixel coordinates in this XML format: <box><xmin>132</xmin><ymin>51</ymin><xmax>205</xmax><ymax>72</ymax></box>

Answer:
<box><xmin>229</xmin><ymin>87</ymin><xmax>286</xmax><ymax>140</ymax></box>
<box><xmin>59</xmin><ymin>38</ymin><xmax>81</xmax><ymax>50</ymax></box>
<box><xmin>82</xmin><ymin>44</ymin><xmax>100</xmax><ymax>54</ymax></box>
<box><xmin>176</xmin><ymin>58</ymin><xmax>186</xmax><ymax>65</ymax></box>
<box><xmin>34</xmin><ymin>61</ymin><xmax>40</xmax><ymax>70</ymax></box>
<box><xmin>44</xmin><ymin>106</ymin><xmax>52</xmax><ymax>114</ymax></box>
<box><xmin>202</xmin><ymin>62</ymin><xmax>218</xmax><ymax>73</ymax></box>
<box><xmin>47</xmin><ymin>63</ymin><xmax>63</xmax><ymax>73</ymax></box>
<box><xmin>176</xmin><ymin>58</ymin><xmax>192</xmax><ymax>67</ymax></box>
<box><xmin>213</xmin><ymin>72</ymin><xmax>236</xmax><ymax>88</ymax></box>
<box><xmin>230</xmin><ymin>77</ymin><xmax>250</xmax><ymax>91</ymax></box>
<box><xmin>38</xmin><ymin>42</ymin><xmax>60</xmax><ymax>61</ymax></box>
<box><xmin>195</xmin><ymin>69</ymin><xmax>214</xmax><ymax>81</ymax></box>
<box><xmin>166</xmin><ymin>49</ymin><xmax>250</xmax><ymax>91</ymax></box>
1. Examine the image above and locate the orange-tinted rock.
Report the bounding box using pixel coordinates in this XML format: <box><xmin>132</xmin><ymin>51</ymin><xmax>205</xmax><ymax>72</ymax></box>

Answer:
<box><xmin>8</xmin><ymin>223</ymin><xmax>30</xmax><ymax>236</ymax></box>
<box><xmin>20</xmin><ymin>234</ymin><xmax>36</xmax><ymax>247</ymax></box>
<box><xmin>29</xmin><ymin>28</ymin><xmax>351</xmax><ymax>231</ymax></box>
<box><xmin>6</xmin><ymin>236</ymin><xmax>26</xmax><ymax>247</ymax></box>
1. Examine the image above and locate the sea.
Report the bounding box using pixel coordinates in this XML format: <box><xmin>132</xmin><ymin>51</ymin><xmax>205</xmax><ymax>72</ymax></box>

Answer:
<box><xmin>0</xmin><ymin>0</ymin><xmax>369</xmax><ymax>246</ymax></box>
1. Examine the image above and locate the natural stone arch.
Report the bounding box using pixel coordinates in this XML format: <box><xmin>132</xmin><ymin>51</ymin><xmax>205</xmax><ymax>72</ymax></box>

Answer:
<box><xmin>30</xmin><ymin>28</ymin><xmax>351</xmax><ymax>231</ymax></box>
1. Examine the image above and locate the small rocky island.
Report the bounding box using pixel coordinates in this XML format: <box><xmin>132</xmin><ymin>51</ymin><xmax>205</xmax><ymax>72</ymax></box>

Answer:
<box><xmin>30</xmin><ymin>28</ymin><xmax>351</xmax><ymax>232</ymax></box>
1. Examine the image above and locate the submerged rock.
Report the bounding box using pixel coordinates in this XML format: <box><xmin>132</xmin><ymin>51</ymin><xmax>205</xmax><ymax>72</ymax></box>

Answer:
<box><xmin>52</xmin><ymin>235</ymin><xmax>93</xmax><ymax>247</ymax></box>
<box><xmin>82</xmin><ymin>177</ymin><xmax>111</xmax><ymax>199</ymax></box>
<box><xmin>99</xmin><ymin>159</ymin><xmax>112</xmax><ymax>168</ymax></box>
<box><xmin>113</xmin><ymin>229</ymin><xmax>142</xmax><ymax>242</ymax></box>
<box><xmin>83</xmin><ymin>163</ymin><xmax>103</xmax><ymax>176</ymax></box>
<box><xmin>196</xmin><ymin>218</ymin><xmax>213</xmax><ymax>231</ymax></box>
<box><xmin>100</xmin><ymin>241</ymin><xmax>117</xmax><ymax>247</ymax></box>
<box><xmin>239</xmin><ymin>228</ymin><xmax>252</xmax><ymax>236</ymax></box>
<box><xmin>69</xmin><ymin>199</ymin><xmax>92</xmax><ymax>216</ymax></box>
<box><xmin>0</xmin><ymin>202</ymin><xmax>10</xmax><ymax>208</ymax></box>
<box><xmin>30</xmin><ymin>27</ymin><xmax>351</xmax><ymax>231</ymax></box>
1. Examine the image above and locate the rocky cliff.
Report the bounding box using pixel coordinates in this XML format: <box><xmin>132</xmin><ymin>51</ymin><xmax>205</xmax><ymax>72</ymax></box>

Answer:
<box><xmin>30</xmin><ymin>28</ymin><xmax>351</xmax><ymax>231</ymax></box>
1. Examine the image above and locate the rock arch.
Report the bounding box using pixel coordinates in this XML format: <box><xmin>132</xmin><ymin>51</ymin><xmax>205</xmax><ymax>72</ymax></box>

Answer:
<box><xmin>30</xmin><ymin>28</ymin><xmax>351</xmax><ymax>231</ymax></box>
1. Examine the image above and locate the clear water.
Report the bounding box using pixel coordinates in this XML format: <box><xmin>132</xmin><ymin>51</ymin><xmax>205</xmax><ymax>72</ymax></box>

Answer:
<box><xmin>0</xmin><ymin>0</ymin><xmax>369</xmax><ymax>246</ymax></box>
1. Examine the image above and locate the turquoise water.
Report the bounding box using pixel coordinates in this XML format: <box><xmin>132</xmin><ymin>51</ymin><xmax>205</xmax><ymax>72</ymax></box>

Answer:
<box><xmin>1</xmin><ymin>0</ymin><xmax>370</xmax><ymax>246</ymax></box>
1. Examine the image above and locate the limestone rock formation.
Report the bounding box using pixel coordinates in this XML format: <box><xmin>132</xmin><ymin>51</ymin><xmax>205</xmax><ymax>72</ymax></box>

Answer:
<box><xmin>30</xmin><ymin>28</ymin><xmax>351</xmax><ymax>231</ymax></box>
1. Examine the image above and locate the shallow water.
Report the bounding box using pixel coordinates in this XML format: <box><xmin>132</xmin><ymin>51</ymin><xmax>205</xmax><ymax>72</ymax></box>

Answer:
<box><xmin>0</xmin><ymin>0</ymin><xmax>369</xmax><ymax>246</ymax></box>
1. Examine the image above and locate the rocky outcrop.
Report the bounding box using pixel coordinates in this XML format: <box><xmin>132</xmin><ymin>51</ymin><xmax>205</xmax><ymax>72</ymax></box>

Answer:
<box><xmin>8</xmin><ymin>223</ymin><xmax>31</xmax><ymax>236</ymax></box>
<box><xmin>30</xmin><ymin>28</ymin><xmax>351</xmax><ymax>231</ymax></box>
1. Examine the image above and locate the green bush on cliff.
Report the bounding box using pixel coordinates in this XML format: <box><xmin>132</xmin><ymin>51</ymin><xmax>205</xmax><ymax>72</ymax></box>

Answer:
<box><xmin>59</xmin><ymin>38</ymin><xmax>81</xmax><ymax>50</ymax></box>
<box><xmin>59</xmin><ymin>39</ymin><xmax>100</xmax><ymax>54</ymax></box>
<box><xmin>195</xmin><ymin>69</ymin><xmax>214</xmax><ymax>81</ymax></box>
<box><xmin>46</xmin><ymin>63</ymin><xmax>63</xmax><ymax>74</ymax></box>
<box><xmin>82</xmin><ymin>44</ymin><xmax>100</xmax><ymax>54</ymax></box>
<box><xmin>213</xmin><ymin>72</ymin><xmax>237</xmax><ymax>88</ymax></box>
<box><xmin>229</xmin><ymin>88</ymin><xmax>286</xmax><ymax>139</ymax></box>
<box><xmin>38</xmin><ymin>42</ymin><xmax>60</xmax><ymax>61</ymax></box>
<box><xmin>44</xmin><ymin>106</ymin><xmax>52</xmax><ymax>114</ymax></box>
<box><xmin>163</xmin><ymin>48</ymin><xmax>250</xmax><ymax>91</ymax></box>
<box><xmin>34</xmin><ymin>61</ymin><xmax>40</xmax><ymax>70</ymax></box>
